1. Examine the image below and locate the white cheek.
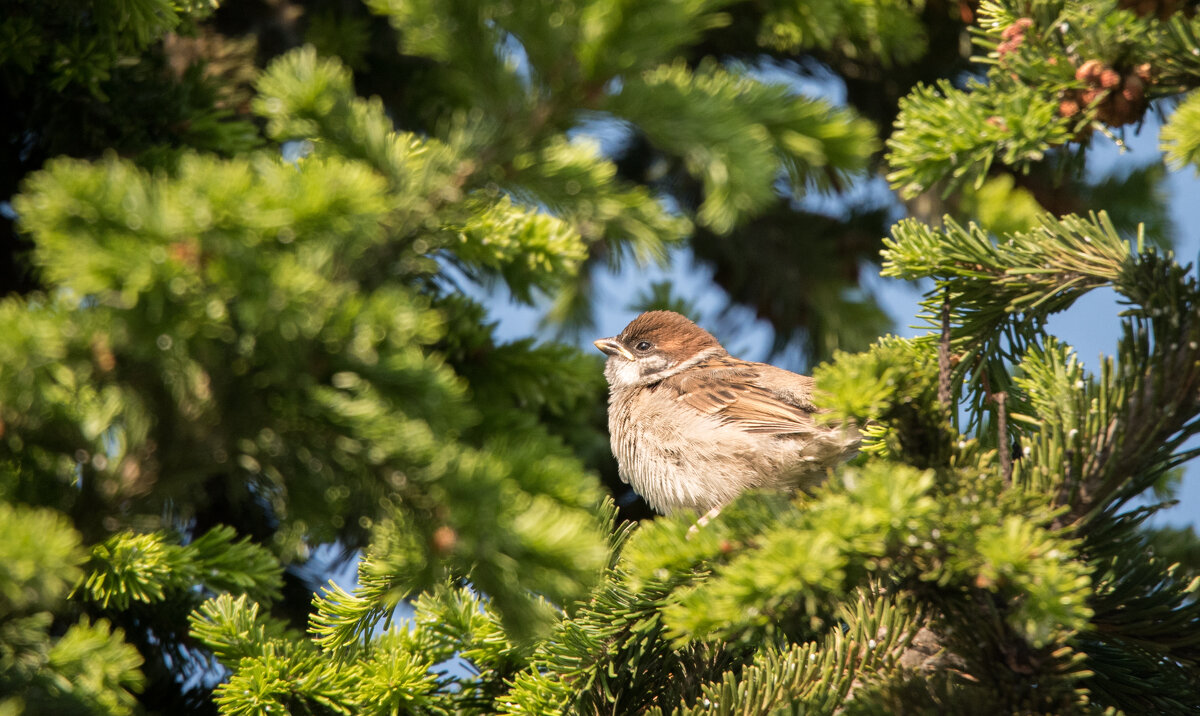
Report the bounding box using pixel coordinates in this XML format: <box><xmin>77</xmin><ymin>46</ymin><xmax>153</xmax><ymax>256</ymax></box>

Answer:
<box><xmin>604</xmin><ymin>358</ymin><xmax>643</xmax><ymax>389</ymax></box>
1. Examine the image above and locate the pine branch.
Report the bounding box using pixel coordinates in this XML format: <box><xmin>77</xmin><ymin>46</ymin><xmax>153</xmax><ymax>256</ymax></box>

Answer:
<box><xmin>886</xmin><ymin>79</ymin><xmax>1078</xmax><ymax>199</ymax></box>
<box><xmin>890</xmin><ymin>1</ymin><xmax>1200</xmax><ymax>199</ymax></box>
<box><xmin>188</xmin><ymin>594</ymin><xmax>295</xmax><ymax>664</ymax></box>
<box><xmin>41</xmin><ymin>617</ymin><xmax>146</xmax><ymax>716</ymax></box>
<box><xmin>77</xmin><ymin>527</ymin><xmax>283</xmax><ymax>611</ymax></box>
<box><xmin>256</xmin><ymin>47</ymin><xmax>687</xmax><ymax>285</ymax></box>
<box><xmin>446</xmin><ymin>193</ymin><xmax>587</xmax><ymax>302</ymax></box>
<box><xmin>193</xmin><ymin>593</ymin><xmax>456</xmax><ymax>714</ymax></box>
<box><xmin>0</xmin><ymin>502</ymin><xmax>85</xmax><ymax>612</ymax></box>
<box><xmin>654</xmin><ymin>464</ymin><xmax>1092</xmax><ymax>653</ymax></box>
<box><xmin>814</xmin><ymin>336</ymin><xmax>951</xmax><ymax>466</ymax></box>
<box><xmin>14</xmin><ymin>142</ymin><xmax>611</xmax><ymax>636</ymax></box>
<box><xmin>569</xmin><ymin>0</ymin><xmax>736</xmax><ymax>80</ymax></box>
<box><xmin>499</xmin><ymin>502</ymin><xmax>741</xmax><ymax>714</ymax></box>
<box><xmin>758</xmin><ymin>0</ymin><xmax>928</xmax><ymax>64</ymax></box>
<box><xmin>671</xmin><ymin>588</ymin><xmax>919</xmax><ymax>715</ymax></box>
<box><xmin>0</xmin><ymin>502</ymin><xmax>144</xmax><ymax>715</ymax></box>
<box><xmin>1161</xmin><ymin>89</ymin><xmax>1200</xmax><ymax>172</ymax></box>
<box><xmin>882</xmin><ymin>210</ymin><xmax>1133</xmax><ymax>435</ymax></box>
<box><xmin>606</xmin><ymin>59</ymin><xmax>877</xmax><ymax>232</ymax></box>
<box><xmin>504</xmin><ymin>135</ymin><xmax>691</xmax><ymax>262</ymax></box>
<box><xmin>254</xmin><ymin>47</ymin><xmax>463</xmax><ymax>200</ymax></box>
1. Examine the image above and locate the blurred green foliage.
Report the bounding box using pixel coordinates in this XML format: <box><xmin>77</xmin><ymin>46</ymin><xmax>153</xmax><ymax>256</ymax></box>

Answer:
<box><xmin>2</xmin><ymin>0</ymin><xmax>1200</xmax><ymax>713</ymax></box>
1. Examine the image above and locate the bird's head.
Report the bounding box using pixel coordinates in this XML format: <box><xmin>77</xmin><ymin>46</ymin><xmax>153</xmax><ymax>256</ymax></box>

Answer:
<box><xmin>593</xmin><ymin>311</ymin><xmax>725</xmax><ymax>389</ymax></box>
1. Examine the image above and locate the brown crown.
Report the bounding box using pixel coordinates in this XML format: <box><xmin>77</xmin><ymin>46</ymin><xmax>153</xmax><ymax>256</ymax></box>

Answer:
<box><xmin>618</xmin><ymin>311</ymin><xmax>724</xmax><ymax>359</ymax></box>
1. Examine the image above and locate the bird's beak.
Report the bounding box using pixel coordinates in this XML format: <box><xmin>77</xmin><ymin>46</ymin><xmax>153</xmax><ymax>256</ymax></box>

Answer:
<box><xmin>593</xmin><ymin>337</ymin><xmax>635</xmax><ymax>360</ymax></box>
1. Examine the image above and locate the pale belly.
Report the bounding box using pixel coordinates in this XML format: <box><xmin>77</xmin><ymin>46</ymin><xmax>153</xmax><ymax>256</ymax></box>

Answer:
<box><xmin>608</xmin><ymin>392</ymin><xmax>813</xmax><ymax>515</ymax></box>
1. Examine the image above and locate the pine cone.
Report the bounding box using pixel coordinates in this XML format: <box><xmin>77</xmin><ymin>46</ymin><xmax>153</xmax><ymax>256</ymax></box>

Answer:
<box><xmin>997</xmin><ymin>17</ymin><xmax>1034</xmax><ymax>59</ymax></box>
<box><xmin>1063</xmin><ymin>59</ymin><xmax>1154</xmax><ymax>127</ymax></box>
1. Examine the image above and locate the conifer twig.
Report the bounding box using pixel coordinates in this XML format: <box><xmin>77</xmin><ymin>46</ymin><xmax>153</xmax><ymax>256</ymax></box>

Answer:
<box><xmin>938</xmin><ymin>287</ymin><xmax>952</xmax><ymax>408</ymax></box>
<box><xmin>994</xmin><ymin>392</ymin><xmax>1011</xmax><ymax>485</ymax></box>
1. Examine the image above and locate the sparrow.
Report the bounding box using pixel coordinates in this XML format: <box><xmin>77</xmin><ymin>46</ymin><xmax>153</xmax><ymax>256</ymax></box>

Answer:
<box><xmin>594</xmin><ymin>310</ymin><xmax>859</xmax><ymax>517</ymax></box>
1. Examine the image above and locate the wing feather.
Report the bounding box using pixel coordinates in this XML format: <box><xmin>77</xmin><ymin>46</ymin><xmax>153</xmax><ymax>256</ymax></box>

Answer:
<box><xmin>666</xmin><ymin>359</ymin><xmax>819</xmax><ymax>435</ymax></box>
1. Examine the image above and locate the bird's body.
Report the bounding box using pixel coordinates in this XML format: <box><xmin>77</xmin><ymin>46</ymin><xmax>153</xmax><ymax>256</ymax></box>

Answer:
<box><xmin>595</xmin><ymin>311</ymin><xmax>858</xmax><ymax>516</ymax></box>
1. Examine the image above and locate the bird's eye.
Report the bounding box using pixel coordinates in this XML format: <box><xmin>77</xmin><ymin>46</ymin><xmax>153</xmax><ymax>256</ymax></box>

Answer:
<box><xmin>635</xmin><ymin>341</ymin><xmax>652</xmax><ymax>352</ymax></box>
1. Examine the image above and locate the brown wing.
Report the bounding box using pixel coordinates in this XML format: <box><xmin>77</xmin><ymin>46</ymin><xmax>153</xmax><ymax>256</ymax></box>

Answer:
<box><xmin>666</xmin><ymin>358</ymin><xmax>819</xmax><ymax>435</ymax></box>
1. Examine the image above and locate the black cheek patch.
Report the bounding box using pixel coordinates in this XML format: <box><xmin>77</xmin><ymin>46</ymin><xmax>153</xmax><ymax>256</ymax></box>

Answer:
<box><xmin>639</xmin><ymin>356</ymin><xmax>673</xmax><ymax>377</ymax></box>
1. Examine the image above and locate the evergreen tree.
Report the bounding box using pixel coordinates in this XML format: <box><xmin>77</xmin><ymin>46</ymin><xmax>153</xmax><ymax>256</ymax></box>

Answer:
<box><xmin>2</xmin><ymin>1</ymin><xmax>1199</xmax><ymax>715</ymax></box>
